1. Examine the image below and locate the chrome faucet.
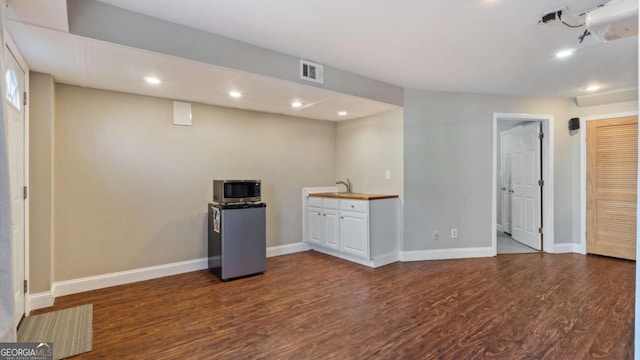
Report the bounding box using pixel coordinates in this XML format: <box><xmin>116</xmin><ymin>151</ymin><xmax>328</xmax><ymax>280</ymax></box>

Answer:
<box><xmin>336</xmin><ymin>178</ymin><xmax>351</xmax><ymax>193</ymax></box>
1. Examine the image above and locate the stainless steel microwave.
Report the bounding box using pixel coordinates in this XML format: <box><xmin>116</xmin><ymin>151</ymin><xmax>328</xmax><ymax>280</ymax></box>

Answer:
<box><xmin>213</xmin><ymin>180</ymin><xmax>261</xmax><ymax>204</ymax></box>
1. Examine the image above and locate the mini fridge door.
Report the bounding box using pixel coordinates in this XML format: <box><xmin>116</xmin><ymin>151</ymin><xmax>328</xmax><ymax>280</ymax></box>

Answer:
<box><xmin>220</xmin><ymin>206</ymin><xmax>267</xmax><ymax>280</ymax></box>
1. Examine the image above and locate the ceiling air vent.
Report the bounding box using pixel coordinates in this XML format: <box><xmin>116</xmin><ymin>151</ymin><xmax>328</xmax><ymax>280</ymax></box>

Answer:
<box><xmin>300</xmin><ymin>60</ymin><xmax>324</xmax><ymax>84</ymax></box>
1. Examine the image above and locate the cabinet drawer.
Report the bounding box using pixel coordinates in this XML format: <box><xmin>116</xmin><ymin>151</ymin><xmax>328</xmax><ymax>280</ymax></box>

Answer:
<box><xmin>308</xmin><ymin>197</ymin><xmax>323</xmax><ymax>207</ymax></box>
<box><xmin>340</xmin><ymin>199</ymin><xmax>368</xmax><ymax>213</ymax></box>
<box><xmin>323</xmin><ymin>199</ymin><xmax>340</xmax><ymax>209</ymax></box>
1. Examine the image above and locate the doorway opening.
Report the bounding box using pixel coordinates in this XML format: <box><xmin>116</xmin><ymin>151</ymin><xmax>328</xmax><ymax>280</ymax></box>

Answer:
<box><xmin>492</xmin><ymin>113</ymin><xmax>554</xmax><ymax>255</ymax></box>
<box><xmin>497</xmin><ymin>121</ymin><xmax>541</xmax><ymax>254</ymax></box>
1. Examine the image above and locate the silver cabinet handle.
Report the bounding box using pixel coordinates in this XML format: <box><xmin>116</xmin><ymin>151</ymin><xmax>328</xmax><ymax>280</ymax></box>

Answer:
<box><xmin>501</xmin><ymin>187</ymin><xmax>506</xmax><ymax>191</ymax></box>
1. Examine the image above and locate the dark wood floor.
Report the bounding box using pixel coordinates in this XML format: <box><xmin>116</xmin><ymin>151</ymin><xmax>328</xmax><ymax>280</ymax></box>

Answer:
<box><xmin>36</xmin><ymin>251</ymin><xmax>635</xmax><ymax>359</ymax></box>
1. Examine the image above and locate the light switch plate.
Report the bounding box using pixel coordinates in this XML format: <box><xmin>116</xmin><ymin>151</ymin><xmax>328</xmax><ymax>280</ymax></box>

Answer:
<box><xmin>385</xmin><ymin>170</ymin><xmax>391</xmax><ymax>180</ymax></box>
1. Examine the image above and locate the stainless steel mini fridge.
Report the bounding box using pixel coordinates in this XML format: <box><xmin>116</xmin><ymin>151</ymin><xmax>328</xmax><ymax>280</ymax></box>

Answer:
<box><xmin>208</xmin><ymin>202</ymin><xmax>266</xmax><ymax>281</ymax></box>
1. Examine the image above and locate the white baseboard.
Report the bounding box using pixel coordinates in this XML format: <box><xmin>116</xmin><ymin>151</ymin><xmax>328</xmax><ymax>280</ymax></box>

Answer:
<box><xmin>310</xmin><ymin>245</ymin><xmax>377</xmax><ymax>268</ymax></box>
<box><xmin>266</xmin><ymin>242</ymin><xmax>310</xmax><ymax>257</ymax></box>
<box><xmin>373</xmin><ymin>252</ymin><xmax>399</xmax><ymax>267</ymax></box>
<box><xmin>55</xmin><ymin>257</ymin><xmax>209</xmax><ymax>298</ymax></box>
<box><xmin>28</xmin><ymin>291</ymin><xmax>55</xmax><ymax>311</ymax></box>
<box><xmin>29</xmin><ymin>242</ymin><xmax>312</xmax><ymax>310</ymax></box>
<box><xmin>553</xmin><ymin>243</ymin><xmax>583</xmax><ymax>254</ymax></box>
<box><xmin>31</xmin><ymin>258</ymin><xmax>207</xmax><ymax>310</ymax></box>
<box><xmin>309</xmin><ymin>246</ymin><xmax>400</xmax><ymax>268</ymax></box>
<box><xmin>399</xmin><ymin>246</ymin><xmax>494</xmax><ymax>261</ymax></box>
<box><xmin>496</xmin><ymin>224</ymin><xmax>503</xmax><ymax>232</ymax></box>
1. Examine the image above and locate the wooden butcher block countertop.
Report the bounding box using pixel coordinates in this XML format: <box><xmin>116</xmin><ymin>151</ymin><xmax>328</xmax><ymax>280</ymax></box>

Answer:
<box><xmin>309</xmin><ymin>193</ymin><xmax>399</xmax><ymax>200</ymax></box>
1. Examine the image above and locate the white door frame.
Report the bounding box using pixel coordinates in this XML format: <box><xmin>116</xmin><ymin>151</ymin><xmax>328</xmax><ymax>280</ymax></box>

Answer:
<box><xmin>492</xmin><ymin>113</ymin><xmax>554</xmax><ymax>255</ymax></box>
<box><xmin>4</xmin><ymin>33</ymin><xmax>30</xmax><ymax>315</ymax></box>
<box><xmin>579</xmin><ymin>111</ymin><xmax>638</xmax><ymax>255</ymax></box>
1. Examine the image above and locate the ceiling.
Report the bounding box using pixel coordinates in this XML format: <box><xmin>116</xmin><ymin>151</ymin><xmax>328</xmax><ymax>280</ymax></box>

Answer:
<box><xmin>5</xmin><ymin>0</ymin><xmax>639</xmax><ymax>121</ymax></box>
<box><xmin>7</xmin><ymin>21</ymin><xmax>397</xmax><ymax>121</ymax></box>
<box><xmin>5</xmin><ymin>1</ymin><xmax>399</xmax><ymax>121</ymax></box>
<box><xmin>94</xmin><ymin>0</ymin><xmax>638</xmax><ymax>98</ymax></box>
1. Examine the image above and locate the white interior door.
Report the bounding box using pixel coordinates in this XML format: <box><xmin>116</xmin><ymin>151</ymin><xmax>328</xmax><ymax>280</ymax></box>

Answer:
<box><xmin>501</xmin><ymin>129</ymin><xmax>514</xmax><ymax>234</ymax></box>
<box><xmin>5</xmin><ymin>46</ymin><xmax>26</xmax><ymax>326</ymax></box>
<box><xmin>511</xmin><ymin>123</ymin><xmax>542</xmax><ymax>250</ymax></box>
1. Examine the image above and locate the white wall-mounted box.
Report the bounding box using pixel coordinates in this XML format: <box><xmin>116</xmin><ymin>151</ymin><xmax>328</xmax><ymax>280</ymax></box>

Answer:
<box><xmin>173</xmin><ymin>101</ymin><xmax>192</xmax><ymax>126</ymax></box>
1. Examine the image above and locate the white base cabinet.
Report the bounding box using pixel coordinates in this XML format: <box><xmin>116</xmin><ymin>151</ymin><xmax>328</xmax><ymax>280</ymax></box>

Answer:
<box><xmin>340</xmin><ymin>211</ymin><xmax>369</xmax><ymax>259</ymax></box>
<box><xmin>307</xmin><ymin>198</ymin><xmax>340</xmax><ymax>250</ymax></box>
<box><xmin>306</xmin><ymin>196</ymin><xmax>398</xmax><ymax>268</ymax></box>
<box><xmin>308</xmin><ymin>206</ymin><xmax>323</xmax><ymax>245</ymax></box>
<box><xmin>324</xmin><ymin>208</ymin><xmax>340</xmax><ymax>250</ymax></box>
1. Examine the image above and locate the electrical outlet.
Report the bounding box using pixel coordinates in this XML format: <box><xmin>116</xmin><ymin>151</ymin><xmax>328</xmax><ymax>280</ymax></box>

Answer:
<box><xmin>432</xmin><ymin>231</ymin><xmax>439</xmax><ymax>240</ymax></box>
<box><xmin>451</xmin><ymin>228</ymin><xmax>458</xmax><ymax>239</ymax></box>
<box><xmin>385</xmin><ymin>170</ymin><xmax>391</xmax><ymax>180</ymax></box>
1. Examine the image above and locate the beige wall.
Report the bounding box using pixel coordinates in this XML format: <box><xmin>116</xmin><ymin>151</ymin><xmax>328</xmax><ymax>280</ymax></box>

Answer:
<box><xmin>336</xmin><ymin>109</ymin><xmax>404</xmax><ymax>199</ymax></box>
<box><xmin>53</xmin><ymin>84</ymin><xmax>336</xmax><ymax>281</ymax></box>
<box><xmin>39</xmin><ymin>83</ymin><xmax>636</xmax><ymax>284</ymax></box>
<box><xmin>29</xmin><ymin>72</ymin><xmax>55</xmax><ymax>293</ymax></box>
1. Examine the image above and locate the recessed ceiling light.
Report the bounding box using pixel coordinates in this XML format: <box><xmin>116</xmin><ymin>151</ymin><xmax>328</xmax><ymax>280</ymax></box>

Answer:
<box><xmin>229</xmin><ymin>91</ymin><xmax>242</xmax><ymax>98</ymax></box>
<box><xmin>338</xmin><ymin>111</ymin><xmax>348</xmax><ymax>116</ymax></box>
<box><xmin>291</xmin><ymin>101</ymin><xmax>303</xmax><ymax>108</ymax></box>
<box><xmin>144</xmin><ymin>76</ymin><xmax>161</xmax><ymax>85</ymax></box>
<box><xmin>555</xmin><ymin>49</ymin><xmax>575</xmax><ymax>59</ymax></box>
<box><xmin>585</xmin><ymin>85</ymin><xmax>601</xmax><ymax>92</ymax></box>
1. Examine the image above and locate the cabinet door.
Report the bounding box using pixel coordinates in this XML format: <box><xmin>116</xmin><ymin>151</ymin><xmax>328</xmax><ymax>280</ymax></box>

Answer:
<box><xmin>340</xmin><ymin>211</ymin><xmax>369</xmax><ymax>259</ymax></box>
<box><xmin>324</xmin><ymin>208</ymin><xmax>340</xmax><ymax>250</ymax></box>
<box><xmin>308</xmin><ymin>206</ymin><xmax>324</xmax><ymax>245</ymax></box>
